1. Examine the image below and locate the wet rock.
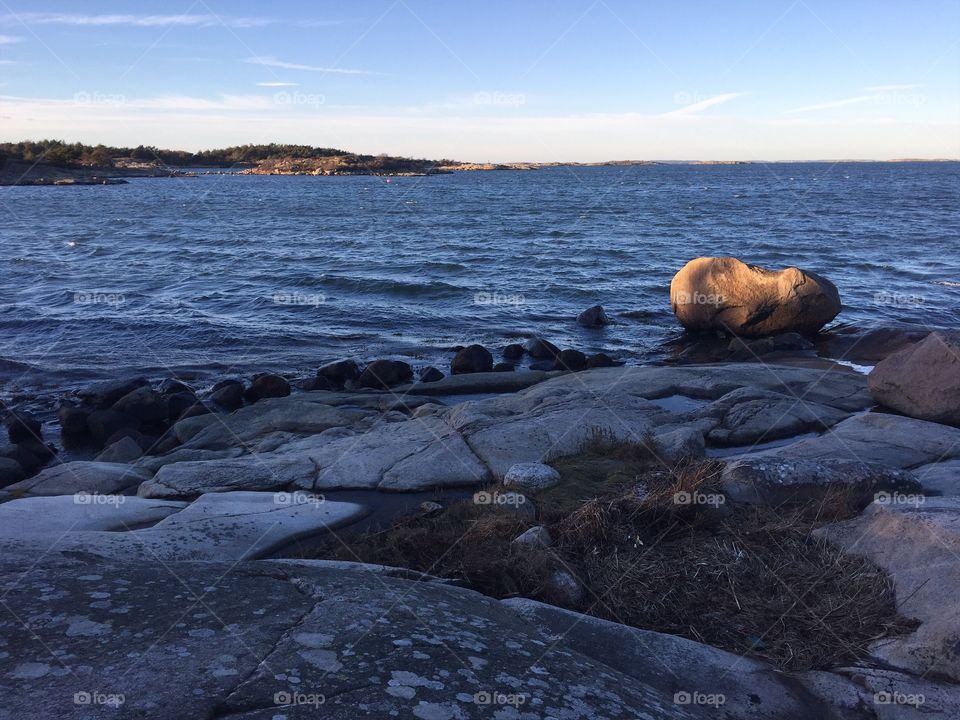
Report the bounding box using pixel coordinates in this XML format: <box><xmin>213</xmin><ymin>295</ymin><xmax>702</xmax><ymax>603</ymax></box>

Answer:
<box><xmin>157</xmin><ymin>378</ymin><xmax>192</xmax><ymax>395</ymax></box>
<box><xmin>95</xmin><ymin>436</ymin><xmax>143</xmax><ymax>464</ymax></box>
<box><xmin>502</xmin><ymin>343</ymin><xmax>524</xmax><ymax>360</ymax></box>
<box><xmin>57</xmin><ymin>403</ymin><xmax>90</xmax><ymax>443</ymax></box>
<box><xmin>576</xmin><ymin>304</ymin><xmax>610</xmax><ymax>327</ymax></box>
<box><xmin>165</xmin><ymin>390</ymin><xmax>199</xmax><ymax>423</ymax></box>
<box><xmin>529</xmin><ymin>360</ymin><xmax>558</xmax><ymax>371</ymax></box>
<box><xmin>492</xmin><ymin>362</ymin><xmax>515</xmax><ymax>372</ymax></box>
<box><xmin>869</xmin><ymin>331</ymin><xmax>960</xmax><ymax>426</ymax></box>
<box><xmin>670</xmin><ymin>256</ymin><xmax>841</xmax><ymax>336</ymax></box>
<box><xmin>86</xmin><ymin>409</ymin><xmax>138</xmax><ymax>447</ymax></box>
<box><xmin>5</xmin><ymin>410</ymin><xmax>41</xmax><ymax>444</ymax></box>
<box><xmin>721</xmin><ymin>457</ymin><xmax>920</xmax><ymax>505</ymax></box>
<box><xmin>76</xmin><ymin>376</ymin><xmax>148</xmax><ymax>408</ymax></box>
<box><xmin>557</xmin><ymin>348</ymin><xmax>588</xmax><ymax>371</ymax></box>
<box><xmin>317</xmin><ymin>359</ymin><xmax>361</xmax><ymax>388</ymax></box>
<box><xmin>207</xmin><ymin>379</ymin><xmax>244</xmax><ymax>411</ymax></box>
<box><xmin>816</xmin><ymin>325</ymin><xmax>929</xmax><ymax>363</ymax></box>
<box><xmin>512</xmin><ymin>525</ymin><xmax>552</xmax><ymax>547</ymax></box>
<box><xmin>523</xmin><ymin>337</ymin><xmax>561</xmax><ymax>360</ymax></box>
<box><xmin>244</xmin><ymin>373</ymin><xmax>291</xmax><ymax>402</ymax></box>
<box><xmin>451</xmin><ymin>344</ymin><xmax>493</xmax><ymax>374</ymax></box>
<box><xmin>112</xmin><ymin>386</ymin><xmax>168</xmax><ymax>425</ymax></box>
<box><xmin>586</xmin><ymin>352</ymin><xmax>618</xmax><ymax>368</ymax></box>
<box><xmin>297</xmin><ymin>375</ymin><xmax>338</xmax><ymax>392</ymax></box>
<box><xmin>173</xmin><ymin>414</ymin><xmax>220</xmax><ymax>444</ymax></box>
<box><xmin>504</xmin><ymin>462</ymin><xmax>561</xmax><ymax>490</ymax></box>
<box><xmin>0</xmin><ymin>458</ymin><xmax>25</xmax><ymax>488</ymax></box>
<box><xmin>728</xmin><ymin>332</ymin><xmax>815</xmax><ymax>359</ymax></box>
<box><xmin>419</xmin><ymin>366</ymin><xmax>444</xmax><ymax>383</ymax></box>
<box><xmin>357</xmin><ymin>359</ymin><xmax>413</xmax><ymax>389</ymax></box>
<box><xmin>0</xmin><ymin>440</ymin><xmax>44</xmax><ymax>475</ymax></box>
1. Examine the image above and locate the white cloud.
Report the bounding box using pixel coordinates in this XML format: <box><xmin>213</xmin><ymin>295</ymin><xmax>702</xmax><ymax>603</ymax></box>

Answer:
<box><xmin>785</xmin><ymin>95</ymin><xmax>876</xmax><ymax>114</ymax></box>
<box><xmin>3</xmin><ymin>13</ymin><xmax>274</xmax><ymax>28</ymax></box>
<box><xmin>245</xmin><ymin>55</ymin><xmax>380</xmax><ymax>75</ymax></box>
<box><xmin>0</xmin><ymin>34</ymin><xmax>23</xmax><ymax>44</ymax></box>
<box><xmin>256</xmin><ymin>82</ymin><xmax>299</xmax><ymax>87</ymax></box>
<box><xmin>661</xmin><ymin>92</ymin><xmax>744</xmax><ymax>117</ymax></box>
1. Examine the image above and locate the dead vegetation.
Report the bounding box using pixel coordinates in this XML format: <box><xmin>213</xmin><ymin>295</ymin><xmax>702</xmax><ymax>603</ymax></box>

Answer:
<box><xmin>311</xmin><ymin>437</ymin><xmax>914</xmax><ymax>670</ymax></box>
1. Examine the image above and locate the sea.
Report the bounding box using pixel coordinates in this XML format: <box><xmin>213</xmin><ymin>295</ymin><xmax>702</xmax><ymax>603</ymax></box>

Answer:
<box><xmin>1</xmin><ymin>161</ymin><xmax>958</xmax><ymax>408</ymax></box>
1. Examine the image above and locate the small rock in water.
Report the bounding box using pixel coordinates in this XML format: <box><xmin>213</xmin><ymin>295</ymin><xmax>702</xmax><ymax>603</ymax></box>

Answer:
<box><xmin>112</xmin><ymin>386</ymin><xmax>167</xmax><ymax>425</ymax></box>
<box><xmin>523</xmin><ymin>337</ymin><xmax>561</xmax><ymax>360</ymax></box>
<box><xmin>451</xmin><ymin>344</ymin><xmax>493</xmax><ymax>374</ymax></box>
<box><xmin>419</xmin><ymin>367</ymin><xmax>444</xmax><ymax>383</ymax></box>
<box><xmin>77</xmin><ymin>377</ymin><xmax>148</xmax><ymax>409</ymax></box>
<box><xmin>728</xmin><ymin>333</ymin><xmax>814</xmax><ymax>359</ymax></box>
<box><xmin>297</xmin><ymin>375</ymin><xmax>338</xmax><ymax>392</ymax></box>
<box><xmin>586</xmin><ymin>352</ymin><xmax>618</xmax><ymax>368</ymax></box>
<box><xmin>317</xmin><ymin>359</ymin><xmax>361</xmax><ymax>388</ymax></box>
<box><xmin>557</xmin><ymin>349</ymin><xmax>587</xmax><ymax>372</ymax></box>
<box><xmin>157</xmin><ymin>378</ymin><xmax>193</xmax><ymax>396</ymax></box>
<box><xmin>504</xmin><ymin>462</ymin><xmax>561</xmax><ymax>490</ymax></box>
<box><xmin>512</xmin><ymin>525</ymin><xmax>552</xmax><ymax>547</ymax></box>
<box><xmin>244</xmin><ymin>373</ymin><xmax>291</xmax><ymax>402</ymax></box>
<box><xmin>57</xmin><ymin>403</ymin><xmax>90</xmax><ymax>443</ymax></box>
<box><xmin>207</xmin><ymin>380</ymin><xmax>244</xmax><ymax>411</ymax></box>
<box><xmin>502</xmin><ymin>343</ymin><xmax>524</xmax><ymax>360</ymax></box>
<box><xmin>5</xmin><ymin>411</ymin><xmax>42</xmax><ymax>444</ymax></box>
<box><xmin>577</xmin><ymin>304</ymin><xmax>610</xmax><ymax>327</ymax></box>
<box><xmin>419</xmin><ymin>501</ymin><xmax>443</xmax><ymax>517</ymax></box>
<box><xmin>357</xmin><ymin>360</ymin><xmax>413</xmax><ymax>390</ymax></box>
<box><xmin>493</xmin><ymin>362</ymin><xmax>515</xmax><ymax>372</ymax></box>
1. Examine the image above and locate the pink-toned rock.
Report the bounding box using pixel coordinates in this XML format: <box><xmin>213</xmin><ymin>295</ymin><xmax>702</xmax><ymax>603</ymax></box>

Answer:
<box><xmin>670</xmin><ymin>256</ymin><xmax>841</xmax><ymax>337</ymax></box>
<box><xmin>868</xmin><ymin>331</ymin><xmax>960</xmax><ymax>426</ymax></box>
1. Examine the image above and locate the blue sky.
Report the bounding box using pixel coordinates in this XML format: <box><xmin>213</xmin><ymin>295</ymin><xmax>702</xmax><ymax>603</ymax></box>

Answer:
<box><xmin>0</xmin><ymin>0</ymin><xmax>958</xmax><ymax>160</ymax></box>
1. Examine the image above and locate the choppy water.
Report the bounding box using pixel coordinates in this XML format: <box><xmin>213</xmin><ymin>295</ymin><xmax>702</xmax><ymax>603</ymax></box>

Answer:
<box><xmin>1</xmin><ymin>162</ymin><xmax>958</xmax><ymax>402</ymax></box>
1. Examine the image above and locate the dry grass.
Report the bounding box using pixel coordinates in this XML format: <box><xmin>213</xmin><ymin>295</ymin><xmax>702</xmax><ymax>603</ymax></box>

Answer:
<box><xmin>311</xmin><ymin>446</ymin><xmax>914</xmax><ymax>670</ymax></box>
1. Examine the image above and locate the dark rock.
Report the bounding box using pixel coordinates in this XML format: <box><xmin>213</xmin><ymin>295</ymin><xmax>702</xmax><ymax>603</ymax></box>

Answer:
<box><xmin>112</xmin><ymin>386</ymin><xmax>168</xmax><ymax>424</ymax></box>
<box><xmin>523</xmin><ymin>337</ymin><xmax>561</xmax><ymax>360</ymax></box>
<box><xmin>0</xmin><ymin>441</ymin><xmax>43</xmax><ymax>475</ymax></box>
<box><xmin>502</xmin><ymin>343</ymin><xmax>524</xmax><ymax>360</ymax></box>
<box><xmin>96</xmin><ymin>436</ymin><xmax>143</xmax><ymax>463</ymax></box>
<box><xmin>529</xmin><ymin>360</ymin><xmax>558</xmax><ymax>371</ymax></box>
<box><xmin>317</xmin><ymin>359</ymin><xmax>361</xmax><ymax>388</ymax></box>
<box><xmin>357</xmin><ymin>360</ymin><xmax>413</xmax><ymax>390</ymax></box>
<box><xmin>77</xmin><ymin>377</ymin><xmax>148</xmax><ymax>408</ymax></box>
<box><xmin>18</xmin><ymin>439</ymin><xmax>56</xmax><ymax>464</ymax></box>
<box><xmin>166</xmin><ymin>391</ymin><xmax>199</xmax><ymax>423</ymax></box>
<box><xmin>557</xmin><ymin>349</ymin><xmax>588</xmax><ymax>371</ymax></box>
<box><xmin>816</xmin><ymin>325</ymin><xmax>929</xmax><ymax>363</ymax></box>
<box><xmin>104</xmin><ymin>428</ymin><xmax>157</xmax><ymax>453</ymax></box>
<box><xmin>493</xmin><ymin>363</ymin><xmax>515</xmax><ymax>372</ymax></box>
<box><xmin>5</xmin><ymin>410</ymin><xmax>41</xmax><ymax>444</ymax></box>
<box><xmin>57</xmin><ymin>403</ymin><xmax>91</xmax><ymax>443</ymax></box>
<box><xmin>157</xmin><ymin>378</ymin><xmax>193</xmax><ymax>396</ymax></box>
<box><xmin>451</xmin><ymin>344</ymin><xmax>493</xmax><ymax>374</ymax></box>
<box><xmin>149</xmin><ymin>430</ymin><xmax>181</xmax><ymax>456</ymax></box>
<box><xmin>449</xmin><ymin>345</ymin><xmax>465</xmax><ymax>353</ymax></box>
<box><xmin>577</xmin><ymin>304</ymin><xmax>610</xmax><ymax>327</ymax></box>
<box><xmin>420</xmin><ymin>367</ymin><xmax>445</xmax><ymax>383</ymax></box>
<box><xmin>0</xmin><ymin>457</ymin><xmax>25</xmax><ymax>488</ymax></box>
<box><xmin>586</xmin><ymin>352</ymin><xmax>618</xmax><ymax>368</ymax></box>
<box><xmin>728</xmin><ymin>332</ymin><xmax>815</xmax><ymax>360</ymax></box>
<box><xmin>297</xmin><ymin>375</ymin><xmax>338</xmax><ymax>392</ymax></box>
<box><xmin>207</xmin><ymin>380</ymin><xmax>244</xmax><ymax>411</ymax></box>
<box><xmin>244</xmin><ymin>373</ymin><xmax>291</xmax><ymax>402</ymax></box>
<box><xmin>87</xmin><ymin>409</ymin><xmax>138</xmax><ymax>447</ymax></box>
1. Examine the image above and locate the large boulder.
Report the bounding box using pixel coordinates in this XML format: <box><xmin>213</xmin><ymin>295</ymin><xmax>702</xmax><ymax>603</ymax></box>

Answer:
<box><xmin>868</xmin><ymin>331</ymin><xmax>960</xmax><ymax>426</ymax></box>
<box><xmin>357</xmin><ymin>359</ymin><xmax>413</xmax><ymax>389</ymax></box>
<box><xmin>317</xmin><ymin>359</ymin><xmax>361</xmax><ymax>388</ymax></box>
<box><xmin>207</xmin><ymin>379</ymin><xmax>244</xmax><ymax>411</ymax></box>
<box><xmin>244</xmin><ymin>373</ymin><xmax>291</xmax><ymax>402</ymax></box>
<box><xmin>523</xmin><ymin>337</ymin><xmax>561</xmax><ymax>360</ymax></box>
<box><xmin>5</xmin><ymin>410</ymin><xmax>41</xmax><ymax>444</ymax></box>
<box><xmin>111</xmin><ymin>386</ymin><xmax>168</xmax><ymax>424</ymax></box>
<box><xmin>450</xmin><ymin>344</ymin><xmax>493</xmax><ymax>374</ymax></box>
<box><xmin>76</xmin><ymin>376</ymin><xmax>148</xmax><ymax>408</ymax></box>
<box><xmin>670</xmin><ymin>256</ymin><xmax>841</xmax><ymax>337</ymax></box>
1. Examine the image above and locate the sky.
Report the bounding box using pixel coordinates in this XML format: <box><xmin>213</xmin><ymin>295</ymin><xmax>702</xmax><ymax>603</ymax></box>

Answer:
<box><xmin>0</xmin><ymin>0</ymin><xmax>958</xmax><ymax>161</ymax></box>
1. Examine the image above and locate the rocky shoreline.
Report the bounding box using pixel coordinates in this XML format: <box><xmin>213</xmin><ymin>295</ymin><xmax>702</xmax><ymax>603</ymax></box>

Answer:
<box><xmin>1</xmin><ymin>257</ymin><xmax>958</xmax><ymax>718</ymax></box>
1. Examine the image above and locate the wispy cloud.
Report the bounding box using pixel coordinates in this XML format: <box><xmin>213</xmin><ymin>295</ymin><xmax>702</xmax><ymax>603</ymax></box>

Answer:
<box><xmin>0</xmin><ymin>34</ymin><xmax>23</xmax><ymax>44</ymax></box>
<box><xmin>785</xmin><ymin>84</ymin><xmax>923</xmax><ymax>114</ymax></box>
<box><xmin>3</xmin><ymin>13</ymin><xmax>274</xmax><ymax>28</ymax></box>
<box><xmin>256</xmin><ymin>82</ymin><xmax>299</xmax><ymax>87</ymax></box>
<box><xmin>661</xmin><ymin>92</ymin><xmax>745</xmax><ymax>117</ymax></box>
<box><xmin>245</xmin><ymin>55</ymin><xmax>381</xmax><ymax>75</ymax></box>
<box><xmin>864</xmin><ymin>83</ymin><xmax>920</xmax><ymax>93</ymax></box>
<box><xmin>785</xmin><ymin>95</ymin><xmax>875</xmax><ymax>114</ymax></box>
